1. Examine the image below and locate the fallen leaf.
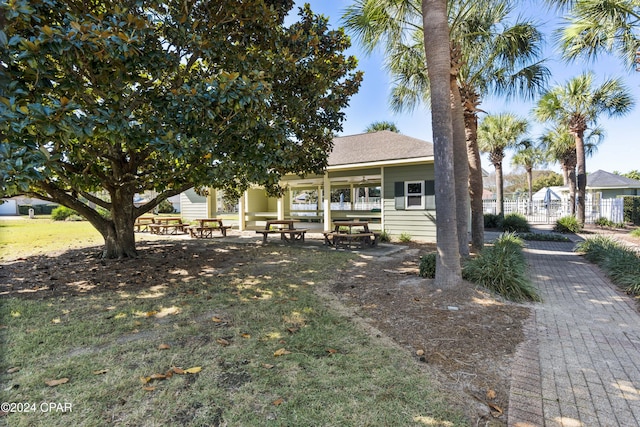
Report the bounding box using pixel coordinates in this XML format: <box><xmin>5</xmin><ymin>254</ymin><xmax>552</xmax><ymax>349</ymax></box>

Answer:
<box><xmin>272</xmin><ymin>398</ymin><xmax>284</xmax><ymax>406</ymax></box>
<box><xmin>158</xmin><ymin>343</ymin><xmax>171</xmax><ymax>350</ymax></box>
<box><xmin>145</xmin><ymin>311</ymin><xmax>158</xmax><ymax>317</ymax></box>
<box><xmin>140</xmin><ymin>376</ymin><xmax>151</xmax><ymax>384</ymax></box>
<box><xmin>486</xmin><ymin>389</ymin><xmax>497</xmax><ymax>400</ymax></box>
<box><xmin>6</xmin><ymin>367</ymin><xmax>20</xmax><ymax>374</ymax></box>
<box><xmin>211</xmin><ymin>316</ymin><xmax>223</xmax><ymax>322</ymax></box>
<box><xmin>171</xmin><ymin>367</ymin><xmax>185</xmax><ymax>374</ymax></box>
<box><xmin>150</xmin><ymin>373</ymin><xmax>166</xmax><ymax>380</ymax></box>
<box><xmin>488</xmin><ymin>402</ymin><xmax>503</xmax><ymax>417</ymax></box>
<box><xmin>326</xmin><ymin>348</ymin><xmax>338</xmax><ymax>354</ymax></box>
<box><xmin>261</xmin><ymin>363</ymin><xmax>274</xmax><ymax>369</ymax></box>
<box><xmin>143</xmin><ymin>386</ymin><xmax>156</xmax><ymax>391</ymax></box>
<box><xmin>273</xmin><ymin>348</ymin><xmax>291</xmax><ymax>357</ymax></box>
<box><xmin>183</xmin><ymin>366</ymin><xmax>202</xmax><ymax>374</ymax></box>
<box><xmin>416</xmin><ymin>349</ymin><xmax>425</xmax><ymax>356</ymax></box>
<box><xmin>286</xmin><ymin>327</ymin><xmax>299</xmax><ymax>334</ymax></box>
<box><xmin>216</xmin><ymin>338</ymin><xmax>230</xmax><ymax>346</ymax></box>
<box><xmin>165</xmin><ymin>370</ymin><xmax>174</xmax><ymax>378</ymax></box>
<box><xmin>92</xmin><ymin>369</ymin><xmax>109</xmax><ymax>375</ymax></box>
<box><xmin>45</xmin><ymin>378</ymin><xmax>69</xmax><ymax>387</ymax></box>
<box><xmin>241</xmin><ymin>333</ymin><xmax>251</xmax><ymax>339</ymax></box>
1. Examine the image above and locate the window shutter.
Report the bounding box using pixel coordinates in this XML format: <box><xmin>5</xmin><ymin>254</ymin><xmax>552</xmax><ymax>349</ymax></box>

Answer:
<box><xmin>424</xmin><ymin>180</ymin><xmax>435</xmax><ymax>195</ymax></box>
<box><xmin>394</xmin><ymin>181</ymin><xmax>405</xmax><ymax>210</ymax></box>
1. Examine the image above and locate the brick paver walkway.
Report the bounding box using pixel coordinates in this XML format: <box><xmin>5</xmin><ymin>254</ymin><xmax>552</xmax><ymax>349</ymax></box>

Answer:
<box><xmin>508</xmin><ymin>239</ymin><xmax>640</xmax><ymax>426</ymax></box>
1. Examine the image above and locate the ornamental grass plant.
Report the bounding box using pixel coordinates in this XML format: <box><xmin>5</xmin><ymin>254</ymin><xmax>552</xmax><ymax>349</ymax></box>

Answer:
<box><xmin>575</xmin><ymin>235</ymin><xmax>640</xmax><ymax>295</ymax></box>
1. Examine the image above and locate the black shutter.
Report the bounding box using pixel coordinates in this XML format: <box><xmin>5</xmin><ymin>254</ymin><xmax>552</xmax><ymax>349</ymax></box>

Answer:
<box><xmin>394</xmin><ymin>181</ymin><xmax>405</xmax><ymax>210</ymax></box>
<box><xmin>424</xmin><ymin>180</ymin><xmax>435</xmax><ymax>195</ymax></box>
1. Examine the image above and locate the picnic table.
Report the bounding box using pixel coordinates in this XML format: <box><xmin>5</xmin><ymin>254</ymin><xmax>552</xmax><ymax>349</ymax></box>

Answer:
<box><xmin>148</xmin><ymin>217</ymin><xmax>188</xmax><ymax>235</ymax></box>
<box><xmin>255</xmin><ymin>220</ymin><xmax>309</xmax><ymax>244</ymax></box>
<box><xmin>134</xmin><ymin>216</ymin><xmax>156</xmax><ymax>232</ymax></box>
<box><xmin>187</xmin><ymin>218</ymin><xmax>232</xmax><ymax>238</ymax></box>
<box><xmin>323</xmin><ymin>221</ymin><xmax>379</xmax><ymax>249</ymax></box>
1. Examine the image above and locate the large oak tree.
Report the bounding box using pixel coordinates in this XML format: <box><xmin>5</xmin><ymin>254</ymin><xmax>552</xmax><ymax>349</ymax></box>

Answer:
<box><xmin>0</xmin><ymin>0</ymin><xmax>362</xmax><ymax>258</ymax></box>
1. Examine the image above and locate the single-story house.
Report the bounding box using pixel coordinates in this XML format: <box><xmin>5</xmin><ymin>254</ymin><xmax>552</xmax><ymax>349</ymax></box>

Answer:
<box><xmin>585</xmin><ymin>170</ymin><xmax>640</xmax><ymax>198</ymax></box>
<box><xmin>181</xmin><ymin>130</ymin><xmax>438</xmax><ymax>240</ymax></box>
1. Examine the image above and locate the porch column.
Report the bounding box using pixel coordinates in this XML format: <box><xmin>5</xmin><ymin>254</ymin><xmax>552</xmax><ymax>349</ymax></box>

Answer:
<box><xmin>207</xmin><ymin>188</ymin><xmax>216</xmax><ymax>218</ymax></box>
<box><xmin>238</xmin><ymin>191</ymin><xmax>246</xmax><ymax>231</ymax></box>
<box><xmin>380</xmin><ymin>167</ymin><xmax>385</xmax><ymax>231</ymax></box>
<box><xmin>323</xmin><ymin>173</ymin><xmax>331</xmax><ymax>231</ymax></box>
<box><xmin>350</xmin><ymin>183</ymin><xmax>354</xmax><ymax>210</ymax></box>
<box><xmin>277</xmin><ymin>196</ymin><xmax>285</xmax><ymax>220</ymax></box>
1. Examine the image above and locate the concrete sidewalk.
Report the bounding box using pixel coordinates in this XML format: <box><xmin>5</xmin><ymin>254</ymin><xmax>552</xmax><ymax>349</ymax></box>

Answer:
<box><xmin>508</xmin><ymin>237</ymin><xmax>640</xmax><ymax>426</ymax></box>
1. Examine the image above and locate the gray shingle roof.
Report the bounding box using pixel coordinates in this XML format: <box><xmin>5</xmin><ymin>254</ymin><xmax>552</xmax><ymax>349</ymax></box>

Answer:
<box><xmin>587</xmin><ymin>170</ymin><xmax>640</xmax><ymax>188</ymax></box>
<box><xmin>328</xmin><ymin>130</ymin><xmax>434</xmax><ymax>166</ymax></box>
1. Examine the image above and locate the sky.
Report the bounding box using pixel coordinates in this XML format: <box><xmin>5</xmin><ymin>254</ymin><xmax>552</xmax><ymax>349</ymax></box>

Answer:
<box><xmin>289</xmin><ymin>0</ymin><xmax>640</xmax><ymax>176</ymax></box>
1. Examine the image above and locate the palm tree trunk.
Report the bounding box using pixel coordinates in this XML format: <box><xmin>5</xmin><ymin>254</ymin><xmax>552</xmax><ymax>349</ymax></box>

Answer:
<box><xmin>526</xmin><ymin>165</ymin><xmax>533</xmax><ymax>215</ymax></box>
<box><xmin>422</xmin><ymin>0</ymin><xmax>462</xmax><ymax>287</ymax></box>
<box><xmin>574</xmin><ymin>130</ymin><xmax>587</xmax><ymax>224</ymax></box>
<box><xmin>464</xmin><ymin>109</ymin><xmax>484</xmax><ymax>252</ymax></box>
<box><xmin>495</xmin><ymin>161</ymin><xmax>504</xmax><ymax>217</ymax></box>
<box><xmin>450</xmin><ymin>66</ymin><xmax>469</xmax><ymax>258</ymax></box>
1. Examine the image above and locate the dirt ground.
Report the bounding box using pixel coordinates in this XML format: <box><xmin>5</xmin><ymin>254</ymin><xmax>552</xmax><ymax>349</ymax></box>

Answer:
<box><xmin>328</xmin><ymin>242</ymin><xmax>531</xmax><ymax>425</ymax></box>
<box><xmin>9</xmin><ymin>225</ymin><xmax>640</xmax><ymax>424</ymax></box>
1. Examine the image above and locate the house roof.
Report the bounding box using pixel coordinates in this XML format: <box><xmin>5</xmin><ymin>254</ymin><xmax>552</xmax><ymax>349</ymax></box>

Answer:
<box><xmin>328</xmin><ymin>130</ymin><xmax>434</xmax><ymax>166</ymax></box>
<box><xmin>587</xmin><ymin>170</ymin><xmax>640</xmax><ymax>189</ymax></box>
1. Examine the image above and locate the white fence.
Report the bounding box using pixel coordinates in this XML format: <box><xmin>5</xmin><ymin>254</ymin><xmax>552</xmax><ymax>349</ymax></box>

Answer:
<box><xmin>482</xmin><ymin>197</ymin><xmax>624</xmax><ymax>224</ymax></box>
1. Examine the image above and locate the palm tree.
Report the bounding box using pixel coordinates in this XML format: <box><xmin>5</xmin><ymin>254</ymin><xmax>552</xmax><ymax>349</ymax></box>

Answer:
<box><xmin>345</xmin><ymin>0</ymin><xmax>462</xmax><ymax>284</ymax></box>
<box><xmin>346</xmin><ymin>0</ymin><xmax>549</xmax><ymax>252</ymax></box>
<box><xmin>553</xmin><ymin>0</ymin><xmax>640</xmax><ymax>70</ymax></box>
<box><xmin>540</xmin><ymin>124</ymin><xmax>604</xmax><ymax>216</ymax></box>
<box><xmin>365</xmin><ymin>121</ymin><xmax>400</xmax><ymax>133</ymax></box>
<box><xmin>478</xmin><ymin>113</ymin><xmax>529</xmax><ymax>216</ymax></box>
<box><xmin>511</xmin><ymin>142</ymin><xmax>547</xmax><ymax>214</ymax></box>
<box><xmin>534</xmin><ymin>72</ymin><xmax>633</xmax><ymax>224</ymax></box>
<box><xmin>422</xmin><ymin>0</ymin><xmax>462</xmax><ymax>285</ymax></box>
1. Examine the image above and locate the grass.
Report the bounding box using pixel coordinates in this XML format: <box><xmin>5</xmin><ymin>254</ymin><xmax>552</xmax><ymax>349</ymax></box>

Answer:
<box><xmin>463</xmin><ymin>233</ymin><xmax>541</xmax><ymax>302</ymax></box>
<box><xmin>0</xmin><ymin>222</ymin><xmax>466</xmax><ymax>426</ymax></box>
<box><xmin>0</xmin><ymin>219</ymin><xmax>103</xmax><ymax>261</ymax></box>
<box><xmin>575</xmin><ymin>235</ymin><xmax>640</xmax><ymax>296</ymax></box>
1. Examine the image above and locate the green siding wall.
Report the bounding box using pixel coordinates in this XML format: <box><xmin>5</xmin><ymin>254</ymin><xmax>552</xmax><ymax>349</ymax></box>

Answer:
<box><xmin>383</xmin><ymin>164</ymin><xmax>436</xmax><ymax>241</ymax></box>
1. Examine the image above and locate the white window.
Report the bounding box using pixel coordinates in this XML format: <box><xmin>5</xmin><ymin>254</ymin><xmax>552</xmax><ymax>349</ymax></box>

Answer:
<box><xmin>405</xmin><ymin>181</ymin><xmax>424</xmax><ymax>209</ymax></box>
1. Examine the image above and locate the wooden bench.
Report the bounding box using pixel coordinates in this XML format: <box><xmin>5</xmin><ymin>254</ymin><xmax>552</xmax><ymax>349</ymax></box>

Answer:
<box><xmin>134</xmin><ymin>217</ymin><xmax>155</xmax><ymax>232</ymax></box>
<box><xmin>256</xmin><ymin>228</ymin><xmax>309</xmax><ymax>244</ymax></box>
<box><xmin>148</xmin><ymin>223</ymin><xmax>189</xmax><ymax>235</ymax></box>
<box><xmin>187</xmin><ymin>224</ymin><xmax>232</xmax><ymax>238</ymax></box>
<box><xmin>323</xmin><ymin>231</ymin><xmax>379</xmax><ymax>249</ymax></box>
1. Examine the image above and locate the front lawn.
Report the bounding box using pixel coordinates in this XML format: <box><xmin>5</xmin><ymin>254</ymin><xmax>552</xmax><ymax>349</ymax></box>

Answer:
<box><xmin>0</xmin><ymin>222</ymin><xmax>466</xmax><ymax>426</ymax></box>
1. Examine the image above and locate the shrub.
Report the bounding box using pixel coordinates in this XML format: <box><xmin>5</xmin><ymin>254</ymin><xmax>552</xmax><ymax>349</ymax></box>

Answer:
<box><xmin>484</xmin><ymin>213</ymin><xmax>502</xmax><ymax>229</ymax></box>
<box><xmin>378</xmin><ymin>230</ymin><xmax>391</xmax><ymax>243</ymax></box>
<box><xmin>516</xmin><ymin>232</ymin><xmax>570</xmax><ymax>242</ymax></box>
<box><xmin>554</xmin><ymin>215</ymin><xmax>582</xmax><ymax>233</ymax></box>
<box><xmin>575</xmin><ymin>235</ymin><xmax>640</xmax><ymax>295</ymax></box>
<box><xmin>500</xmin><ymin>213</ymin><xmax>530</xmax><ymax>233</ymax></box>
<box><xmin>418</xmin><ymin>253</ymin><xmax>436</xmax><ymax>278</ymax></box>
<box><xmin>399</xmin><ymin>232</ymin><xmax>411</xmax><ymax>243</ymax></box>
<box><xmin>630</xmin><ymin>228</ymin><xmax>640</xmax><ymax>238</ymax></box>
<box><xmin>595</xmin><ymin>217</ymin><xmax>613</xmax><ymax>228</ymax></box>
<box><xmin>51</xmin><ymin>206</ymin><xmax>78</xmax><ymax>221</ymax></box>
<box><xmin>157</xmin><ymin>199</ymin><xmax>175</xmax><ymax>214</ymax></box>
<box><xmin>463</xmin><ymin>233</ymin><xmax>540</xmax><ymax>302</ymax></box>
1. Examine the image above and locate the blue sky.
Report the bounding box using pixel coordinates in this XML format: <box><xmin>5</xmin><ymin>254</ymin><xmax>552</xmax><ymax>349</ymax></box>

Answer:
<box><xmin>291</xmin><ymin>0</ymin><xmax>639</xmax><ymax>175</ymax></box>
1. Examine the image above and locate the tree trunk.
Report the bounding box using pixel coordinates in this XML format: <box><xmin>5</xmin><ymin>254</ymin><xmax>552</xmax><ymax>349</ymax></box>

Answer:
<box><xmin>464</xmin><ymin>109</ymin><xmax>484</xmax><ymax>252</ymax></box>
<box><xmin>422</xmin><ymin>0</ymin><xmax>462</xmax><ymax>287</ymax></box>
<box><xmin>450</xmin><ymin>71</ymin><xmax>469</xmax><ymax>258</ymax></box>
<box><xmin>494</xmin><ymin>159</ymin><xmax>504</xmax><ymax>217</ymax></box>
<box><xmin>86</xmin><ymin>188</ymin><xmax>138</xmax><ymax>259</ymax></box>
<box><xmin>526</xmin><ymin>165</ymin><xmax>533</xmax><ymax>215</ymax></box>
<box><xmin>574</xmin><ymin>130</ymin><xmax>586</xmax><ymax>225</ymax></box>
